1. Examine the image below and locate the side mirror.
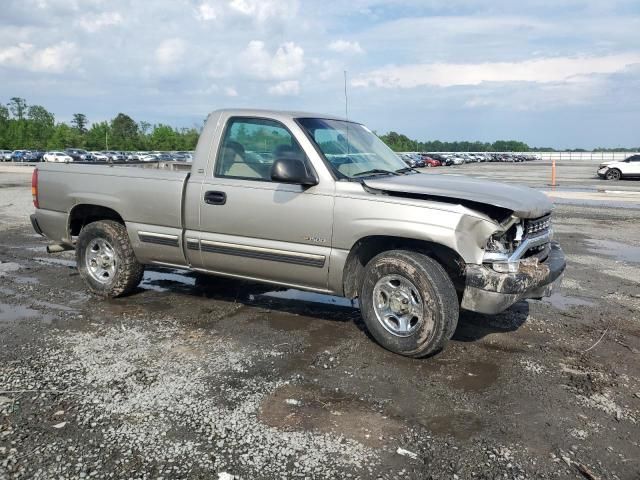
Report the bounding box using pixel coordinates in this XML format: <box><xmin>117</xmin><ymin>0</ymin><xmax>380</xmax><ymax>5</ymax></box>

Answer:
<box><xmin>270</xmin><ymin>158</ymin><xmax>318</xmax><ymax>186</ymax></box>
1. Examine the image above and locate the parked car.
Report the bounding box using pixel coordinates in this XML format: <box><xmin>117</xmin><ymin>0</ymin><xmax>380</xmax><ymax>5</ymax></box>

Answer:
<box><xmin>174</xmin><ymin>151</ymin><xmax>194</xmax><ymax>162</ymax></box>
<box><xmin>22</xmin><ymin>150</ymin><xmax>41</xmax><ymax>162</ymax></box>
<box><xmin>421</xmin><ymin>155</ymin><xmax>441</xmax><ymax>167</ymax></box>
<box><xmin>10</xmin><ymin>150</ymin><xmax>28</xmax><ymax>162</ymax></box>
<box><xmin>0</xmin><ymin>150</ymin><xmax>14</xmax><ymax>161</ymax></box>
<box><xmin>103</xmin><ymin>151</ymin><xmax>126</xmax><ymax>162</ymax></box>
<box><xmin>65</xmin><ymin>148</ymin><xmax>95</xmax><ymax>162</ymax></box>
<box><xmin>31</xmin><ymin>108</ymin><xmax>565</xmax><ymax>358</ymax></box>
<box><xmin>88</xmin><ymin>151</ymin><xmax>108</xmax><ymax>162</ymax></box>
<box><xmin>597</xmin><ymin>154</ymin><xmax>640</xmax><ymax>180</ymax></box>
<box><xmin>399</xmin><ymin>153</ymin><xmax>418</xmax><ymax>168</ymax></box>
<box><xmin>43</xmin><ymin>151</ymin><xmax>73</xmax><ymax>162</ymax></box>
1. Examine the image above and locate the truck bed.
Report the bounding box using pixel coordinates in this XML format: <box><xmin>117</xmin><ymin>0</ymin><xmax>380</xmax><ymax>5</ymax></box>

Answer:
<box><xmin>36</xmin><ymin>163</ymin><xmax>190</xmax><ymax>236</ymax></box>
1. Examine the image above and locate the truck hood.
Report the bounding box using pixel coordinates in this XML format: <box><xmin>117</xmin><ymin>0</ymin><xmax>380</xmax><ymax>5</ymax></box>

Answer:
<box><xmin>363</xmin><ymin>173</ymin><xmax>553</xmax><ymax>219</ymax></box>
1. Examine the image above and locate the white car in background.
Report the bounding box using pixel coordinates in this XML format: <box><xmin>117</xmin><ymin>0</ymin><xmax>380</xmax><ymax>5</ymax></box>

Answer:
<box><xmin>90</xmin><ymin>151</ymin><xmax>109</xmax><ymax>162</ymax></box>
<box><xmin>43</xmin><ymin>151</ymin><xmax>73</xmax><ymax>163</ymax></box>
<box><xmin>597</xmin><ymin>154</ymin><xmax>640</xmax><ymax>180</ymax></box>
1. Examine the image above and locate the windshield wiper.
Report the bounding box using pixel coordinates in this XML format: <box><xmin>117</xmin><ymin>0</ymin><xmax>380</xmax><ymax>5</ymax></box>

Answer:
<box><xmin>395</xmin><ymin>167</ymin><xmax>418</xmax><ymax>174</ymax></box>
<box><xmin>352</xmin><ymin>169</ymin><xmax>399</xmax><ymax>177</ymax></box>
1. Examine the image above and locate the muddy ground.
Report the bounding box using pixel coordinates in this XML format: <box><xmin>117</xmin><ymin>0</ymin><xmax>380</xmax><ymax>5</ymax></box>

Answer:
<box><xmin>1</xmin><ymin>166</ymin><xmax>639</xmax><ymax>479</ymax></box>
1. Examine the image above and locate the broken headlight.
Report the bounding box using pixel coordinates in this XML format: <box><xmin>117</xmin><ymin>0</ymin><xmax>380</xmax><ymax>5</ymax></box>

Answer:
<box><xmin>483</xmin><ymin>216</ymin><xmax>523</xmax><ymax>273</ymax></box>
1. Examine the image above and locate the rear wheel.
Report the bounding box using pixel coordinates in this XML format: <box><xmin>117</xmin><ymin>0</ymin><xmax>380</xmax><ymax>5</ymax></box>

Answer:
<box><xmin>359</xmin><ymin>250</ymin><xmax>459</xmax><ymax>358</ymax></box>
<box><xmin>76</xmin><ymin>220</ymin><xmax>144</xmax><ymax>297</ymax></box>
<box><xmin>605</xmin><ymin>168</ymin><xmax>621</xmax><ymax>181</ymax></box>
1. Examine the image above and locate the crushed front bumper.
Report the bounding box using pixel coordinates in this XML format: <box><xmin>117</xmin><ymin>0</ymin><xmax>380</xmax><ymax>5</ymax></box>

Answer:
<box><xmin>461</xmin><ymin>242</ymin><xmax>566</xmax><ymax>314</ymax></box>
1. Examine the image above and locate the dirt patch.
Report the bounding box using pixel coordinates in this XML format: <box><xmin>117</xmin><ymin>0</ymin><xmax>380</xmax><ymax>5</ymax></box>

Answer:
<box><xmin>259</xmin><ymin>383</ymin><xmax>406</xmax><ymax>448</ymax></box>
<box><xmin>1</xmin><ymin>187</ymin><xmax>640</xmax><ymax>479</ymax></box>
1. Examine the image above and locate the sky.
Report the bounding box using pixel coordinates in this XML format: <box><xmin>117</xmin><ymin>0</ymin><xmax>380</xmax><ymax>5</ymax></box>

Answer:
<box><xmin>1</xmin><ymin>0</ymin><xmax>639</xmax><ymax>148</ymax></box>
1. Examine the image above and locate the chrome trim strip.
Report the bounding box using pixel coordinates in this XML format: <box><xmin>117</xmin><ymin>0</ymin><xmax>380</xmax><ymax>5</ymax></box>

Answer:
<box><xmin>138</xmin><ymin>231</ymin><xmax>180</xmax><ymax>247</ymax></box>
<box><xmin>509</xmin><ymin>231</ymin><xmax>551</xmax><ymax>262</ymax></box>
<box><xmin>185</xmin><ymin>238</ymin><xmax>199</xmax><ymax>250</ymax></box>
<box><xmin>483</xmin><ymin>231</ymin><xmax>552</xmax><ymax>264</ymax></box>
<box><xmin>150</xmin><ymin>261</ymin><xmax>190</xmax><ymax>269</ymax></box>
<box><xmin>199</xmin><ymin>240</ymin><xmax>326</xmax><ymax>268</ymax></box>
<box><xmin>138</xmin><ymin>231</ymin><xmax>179</xmax><ymax>240</ymax></box>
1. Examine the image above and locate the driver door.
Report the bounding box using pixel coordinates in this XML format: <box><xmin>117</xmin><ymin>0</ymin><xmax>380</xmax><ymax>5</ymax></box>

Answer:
<box><xmin>194</xmin><ymin>116</ymin><xmax>334</xmax><ymax>291</ymax></box>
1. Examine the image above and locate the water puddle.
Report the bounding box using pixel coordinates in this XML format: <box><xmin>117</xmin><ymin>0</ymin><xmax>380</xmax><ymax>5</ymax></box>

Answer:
<box><xmin>34</xmin><ymin>257</ymin><xmax>76</xmax><ymax>268</ymax></box>
<box><xmin>32</xmin><ymin>299</ymin><xmax>77</xmax><ymax>312</ymax></box>
<box><xmin>257</xmin><ymin>289</ymin><xmax>358</xmax><ymax>308</ymax></box>
<box><xmin>542</xmin><ymin>292</ymin><xmax>596</xmax><ymax>310</ymax></box>
<box><xmin>0</xmin><ymin>262</ymin><xmax>22</xmax><ymax>275</ymax></box>
<box><xmin>585</xmin><ymin>239</ymin><xmax>640</xmax><ymax>263</ymax></box>
<box><xmin>140</xmin><ymin>269</ymin><xmax>196</xmax><ymax>292</ymax></box>
<box><xmin>11</xmin><ymin>276</ymin><xmax>40</xmax><ymax>285</ymax></box>
<box><xmin>0</xmin><ymin>287</ymin><xmax>16</xmax><ymax>296</ymax></box>
<box><xmin>549</xmin><ymin>198</ymin><xmax>638</xmax><ymax>210</ymax></box>
<box><xmin>0</xmin><ymin>303</ymin><xmax>42</xmax><ymax>322</ymax></box>
<box><xmin>450</xmin><ymin>361</ymin><xmax>499</xmax><ymax>392</ymax></box>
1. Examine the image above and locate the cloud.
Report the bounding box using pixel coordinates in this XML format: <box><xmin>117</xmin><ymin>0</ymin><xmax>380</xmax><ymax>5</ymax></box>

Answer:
<box><xmin>229</xmin><ymin>0</ymin><xmax>298</xmax><ymax>24</ymax></box>
<box><xmin>155</xmin><ymin>38</ymin><xmax>186</xmax><ymax>68</ymax></box>
<box><xmin>195</xmin><ymin>2</ymin><xmax>217</xmax><ymax>21</ymax></box>
<box><xmin>76</xmin><ymin>12</ymin><xmax>123</xmax><ymax>32</ymax></box>
<box><xmin>328</xmin><ymin>40</ymin><xmax>364</xmax><ymax>54</ymax></box>
<box><xmin>240</xmin><ymin>40</ymin><xmax>304</xmax><ymax>79</ymax></box>
<box><xmin>268</xmin><ymin>80</ymin><xmax>300</xmax><ymax>96</ymax></box>
<box><xmin>1</xmin><ymin>0</ymin><xmax>640</xmax><ymax>148</ymax></box>
<box><xmin>352</xmin><ymin>54</ymin><xmax>640</xmax><ymax>88</ymax></box>
<box><xmin>0</xmin><ymin>41</ymin><xmax>79</xmax><ymax>73</ymax></box>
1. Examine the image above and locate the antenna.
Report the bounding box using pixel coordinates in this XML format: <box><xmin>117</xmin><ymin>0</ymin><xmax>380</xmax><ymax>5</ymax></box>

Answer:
<box><xmin>343</xmin><ymin>70</ymin><xmax>349</xmax><ymax>120</ymax></box>
<box><xmin>344</xmin><ymin>70</ymin><xmax>350</xmax><ymax>156</ymax></box>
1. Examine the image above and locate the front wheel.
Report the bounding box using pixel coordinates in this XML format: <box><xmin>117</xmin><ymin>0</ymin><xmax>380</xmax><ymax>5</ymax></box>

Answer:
<box><xmin>76</xmin><ymin>220</ymin><xmax>144</xmax><ymax>298</ymax></box>
<box><xmin>605</xmin><ymin>168</ymin><xmax>621</xmax><ymax>181</ymax></box>
<box><xmin>359</xmin><ymin>250</ymin><xmax>459</xmax><ymax>358</ymax></box>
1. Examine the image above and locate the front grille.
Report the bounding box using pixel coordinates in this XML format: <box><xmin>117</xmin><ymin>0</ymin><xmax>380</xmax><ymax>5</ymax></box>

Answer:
<box><xmin>525</xmin><ymin>214</ymin><xmax>551</xmax><ymax>236</ymax></box>
<box><xmin>521</xmin><ymin>214</ymin><xmax>552</xmax><ymax>260</ymax></box>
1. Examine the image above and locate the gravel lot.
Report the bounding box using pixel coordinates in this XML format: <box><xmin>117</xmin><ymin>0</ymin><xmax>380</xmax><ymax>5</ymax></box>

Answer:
<box><xmin>1</xmin><ymin>162</ymin><xmax>639</xmax><ymax>479</ymax></box>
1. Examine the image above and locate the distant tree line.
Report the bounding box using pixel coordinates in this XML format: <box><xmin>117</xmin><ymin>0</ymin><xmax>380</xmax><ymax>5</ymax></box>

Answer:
<box><xmin>378</xmin><ymin>131</ymin><xmax>531</xmax><ymax>152</ymax></box>
<box><xmin>0</xmin><ymin>97</ymin><xmax>200</xmax><ymax>151</ymax></box>
<box><xmin>1</xmin><ymin>97</ymin><xmax>637</xmax><ymax>153</ymax></box>
<box><xmin>377</xmin><ymin>131</ymin><xmax>639</xmax><ymax>153</ymax></box>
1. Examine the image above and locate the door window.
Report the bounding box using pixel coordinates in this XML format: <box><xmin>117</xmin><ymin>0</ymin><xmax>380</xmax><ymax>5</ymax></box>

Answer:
<box><xmin>215</xmin><ymin>117</ymin><xmax>309</xmax><ymax>181</ymax></box>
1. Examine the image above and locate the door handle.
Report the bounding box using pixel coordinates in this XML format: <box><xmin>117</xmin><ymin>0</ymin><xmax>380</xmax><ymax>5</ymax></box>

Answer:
<box><xmin>204</xmin><ymin>191</ymin><xmax>226</xmax><ymax>205</ymax></box>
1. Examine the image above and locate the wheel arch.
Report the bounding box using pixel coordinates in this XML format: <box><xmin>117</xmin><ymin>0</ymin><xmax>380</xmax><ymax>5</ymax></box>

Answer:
<box><xmin>606</xmin><ymin>167</ymin><xmax>622</xmax><ymax>180</ymax></box>
<box><xmin>342</xmin><ymin>235</ymin><xmax>467</xmax><ymax>299</ymax></box>
<box><xmin>68</xmin><ymin>204</ymin><xmax>126</xmax><ymax>238</ymax></box>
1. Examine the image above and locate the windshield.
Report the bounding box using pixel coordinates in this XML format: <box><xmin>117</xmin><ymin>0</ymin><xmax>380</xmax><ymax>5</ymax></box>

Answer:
<box><xmin>297</xmin><ymin>118</ymin><xmax>408</xmax><ymax>178</ymax></box>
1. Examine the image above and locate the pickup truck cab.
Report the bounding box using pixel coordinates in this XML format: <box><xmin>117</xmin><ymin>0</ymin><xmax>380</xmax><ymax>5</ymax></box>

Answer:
<box><xmin>31</xmin><ymin>109</ymin><xmax>565</xmax><ymax>357</ymax></box>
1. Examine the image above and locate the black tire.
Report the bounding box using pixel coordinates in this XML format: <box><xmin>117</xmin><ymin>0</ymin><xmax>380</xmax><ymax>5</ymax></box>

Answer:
<box><xmin>359</xmin><ymin>250</ymin><xmax>459</xmax><ymax>358</ymax></box>
<box><xmin>76</xmin><ymin>220</ymin><xmax>144</xmax><ymax>298</ymax></box>
<box><xmin>605</xmin><ymin>169</ymin><xmax>621</xmax><ymax>181</ymax></box>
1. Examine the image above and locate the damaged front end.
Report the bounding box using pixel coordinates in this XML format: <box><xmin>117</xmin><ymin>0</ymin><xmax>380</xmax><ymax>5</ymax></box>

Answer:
<box><xmin>461</xmin><ymin>213</ymin><xmax>566</xmax><ymax>314</ymax></box>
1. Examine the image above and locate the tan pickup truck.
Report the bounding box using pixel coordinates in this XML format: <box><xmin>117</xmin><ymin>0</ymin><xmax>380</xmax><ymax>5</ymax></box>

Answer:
<box><xmin>30</xmin><ymin>109</ymin><xmax>565</xmax><ymax>357</ymax></box>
